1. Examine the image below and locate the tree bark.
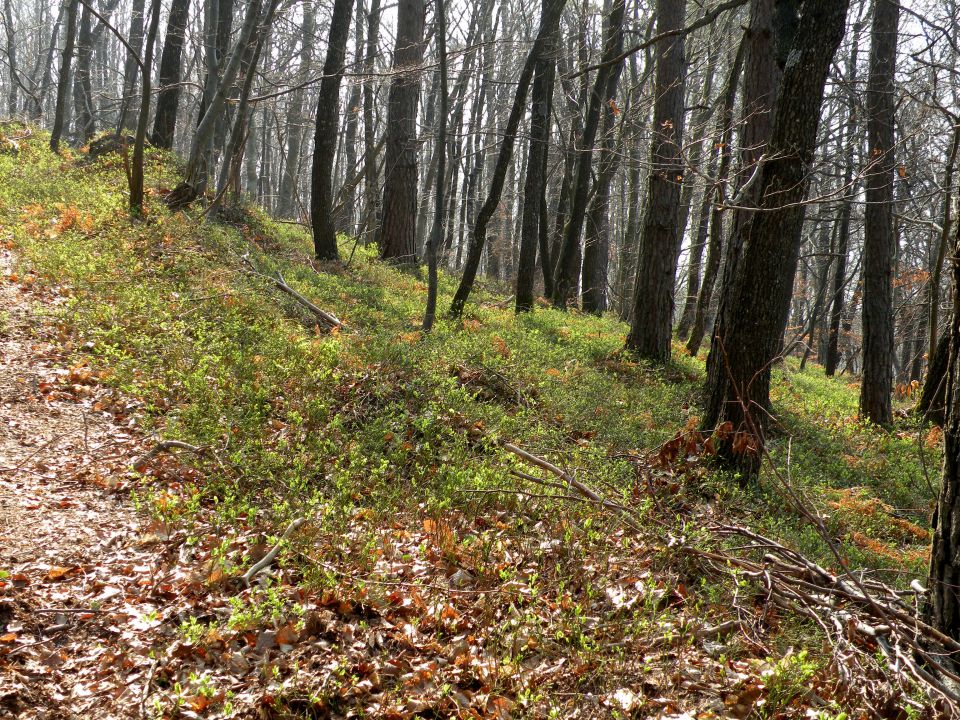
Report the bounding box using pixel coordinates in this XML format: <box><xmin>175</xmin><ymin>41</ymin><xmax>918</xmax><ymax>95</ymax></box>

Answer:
<box><xmin>701</xmin><ymin>0</ymin><xmax>850</xmax><ymax>474</ymax></box>
<box><xmin>859</xmin><ymin>0</ymin><xmax>899</xmax><ymax>426</ymax></box>
<box><xmin>552</xmin><ymin>0</ymin><xmax>626</xmax><ymax>310</ymax></box>
<box><xmin>377</xmin><ymin>0</ymin><xmax>427</xmax><ymax>263</ymax></box>
<box><xmin>514</xmin><ymin>1</ymin><xmax>559</xmax><ymax>313</ymax></box>
<box><xmin>116</xmin><ymin>0</ymin><xmax>145</xmax><ymax>133</ymax></box>
<box><xmin>422</xmin><ymin>0</ymin><xmax>447</xmax><ymax>332</ymax></box>
<box><xmin>277</xmin><ymin>0</ymin><xmax>316</xmax><ymax>219</ymax></box>
<box><xmin>150</xmin><ymin>0</ymin><xmax>190</xmax><ymax>149</ymax></box>
<box><xmin>310</xmin><ymin>0</ymin><xmax>355</xmax><ymax>261</ymax></box>
<box><xmin>448</xmin><ymin>0</ymin><xmax>567</xmax><ymax>317</ymax></box>
<box><xmin>824</xmin><ymin>24</ymin><xmax>862</xmax><ymax>376</ymax></box>
<box><xmin>624</xmin><ymin>0</ymin><xmax>686</xmax><ymax>361</ymax></box>
<box><xmin>129</xmin><ymin>0</ymin><xmax>162</xmax><ymax>215</ymax></box>
<box><xmin>686</xmin><ymin>35</ymin><xmax>746</xmax><ymax>357</ymax></box>
<box><xmin>50</xmin><ymin>0</ymin><xmax>79</xmax><ymax>153</ymax></box>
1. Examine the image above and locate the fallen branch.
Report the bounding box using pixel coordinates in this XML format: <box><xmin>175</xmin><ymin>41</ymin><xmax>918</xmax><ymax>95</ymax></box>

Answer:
<box><xmin>502</xmin><ymin>442</ymin><xmax>641</xmax><ymax>531</ymax></box>
<box><xmin>241</xmin><ymin>254</ymin><xmax>344</xmax><ymax>330</ymax></box>
<box><xmin>242</xmin><ymin>517</ymin><xmax>307</xmax><ymax>587</ymax></box>
<box><xmin>131</xmin><ymin>440</ymin><xmax>204</xmax><ymax>471</ymax></box>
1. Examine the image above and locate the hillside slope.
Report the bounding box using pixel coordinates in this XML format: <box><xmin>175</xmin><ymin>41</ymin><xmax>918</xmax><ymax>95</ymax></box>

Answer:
<box><xmin>0</xmin><ymin>127</ymin><xmax>943</xmax><ymax>718</ymax></box>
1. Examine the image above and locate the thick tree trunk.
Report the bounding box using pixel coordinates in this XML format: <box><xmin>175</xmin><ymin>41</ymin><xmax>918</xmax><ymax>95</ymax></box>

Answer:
<box><xmin>515</xmin><ymin>3</ymin><xmax>559</xmax><ymax>313</ymax></box>
<box><xmin>377</xmin><ymin>0</ymin><xmax>427</xmax><ymax>264</ymax></box>
<box><xmin>310</xmin><ymin>0</ymin><xmax>354</xmax><ymax>261</ymax></box>
<box><xmin>150</xmin><ymin>0</ymin><xmax>190</xmax><ymax>149</ymax></box>
<box><xmin>701</xmin><ymin>0</ymin><xmax>850</xmax><ymax>474</ymax></box>
<box><xmin>624</xmin><ymin>0</ymin><xmax>686</xmax><ymax>361</ymax></box>
<box><xmin>859</xmin><ymin>0</ymin><xmax>899</xmax><ymax>426</ymax></box>
<box><xmin>50</xmin><ymin>0</ymin><xmax>79</xmax><ymax>153</ymax></box>
<box><xmin>928</xmin><ymin>185</ymin><xmax>960</xmax><ymax>640</ymax></box>
<box><xmin>448</xmin><ymin>0</ymin><xmax>567</xmax><ymax>317</ymax></box>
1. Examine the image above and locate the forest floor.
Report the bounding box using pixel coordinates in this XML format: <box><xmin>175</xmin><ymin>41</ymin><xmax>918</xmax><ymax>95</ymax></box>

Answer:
<box><xmin>0</xmin><ymin>245</ymin><xmax>165</xmax><ymax>718</ymax></box>
<box><xmin>0</xmin><ymin>125</ymin><xmax>945</xmax><ymax>718</ymax></box>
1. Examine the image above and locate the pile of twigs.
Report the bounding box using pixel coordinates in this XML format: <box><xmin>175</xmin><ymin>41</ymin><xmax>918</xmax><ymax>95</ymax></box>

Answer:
<box><xmin>699</xmin><ymin>524</ymin><xmax>959</xmax><ymax>716</ymax></box>
<box><xmin>503</xmin><ymin>440</ymin><xmax>960</xmax><ymax>717</ymax></box>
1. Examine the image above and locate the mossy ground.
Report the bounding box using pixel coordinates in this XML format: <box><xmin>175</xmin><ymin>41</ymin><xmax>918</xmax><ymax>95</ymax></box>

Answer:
<box><xmin>0</xmin><ymin>125</ymin><xmax>938</xmax><ymax>717</ymax></box>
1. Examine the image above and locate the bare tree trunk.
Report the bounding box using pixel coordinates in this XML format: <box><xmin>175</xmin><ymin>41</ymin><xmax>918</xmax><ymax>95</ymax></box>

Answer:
<box><xmin>3</xmin><ymin>0</ymin><xmax>20</xmax><ymax>116</ymax></box>
<box><xmin>116</xmin><ymin>0</ymin><xmax>145</xmax><ymax>133</ymax></box>
<box><xmin>859</xmin><ymin>0</ymin><xmax>899</xmax><ymax>426</ymax></box>
<box><xmin>825</xmin><ymin>24</ymin><xmax>862</xmax><ymax>376</ymax></box>
<box><xmin>377</xmin><ymin>0</ymin><xmax>426</xmax><ymax>263</ymax></box>
<box><xmin>50</xmin><ymin>0</ymin><xmax>79</xmax><ymax>153</ymax></box>
<box><xmin>310</xmin><ymin>0</ymin><xmax>354</xmax><ymax>261</ymax></box>
<box><xmin>361</xmin><ymin>0</ymin><xmax>382</xmax><ymax>242</ymax></box>
<box><xmin>73</xmin><ymin>3</ymin><xmax>94</xmax><ymax>142</ymax></box>
<box><xmin>552</xmin><ymin>0</ymin><xmax>626</xmax><ymax>310</ymax></box>
<box><xmin>625</xmin><ymin>0</ymin><xmax>686</xmax><ymax>361</ymax></box>
<box><xmin>422</xmin><ymin>0</ymin><xmax>447</xmax><ymax>332</ymax></box>
<box><xmin>448</xmin><ymin>0</ymin><xmax>567</xmax><ymax>317</ymax></box>
<box><xmin>515</xmin><ymin>3</ymin><xmax>559</xmax><ymax>312</ymax></box>
<box><xmin>165</xmin><ymin>0</ymin><xmax>265</xmax><ymax>209</ymax></box>
<box><xmin>150</xmin><ymin>0</ymin><xmax>190</xmax><ymax>148</ymax></box>
<box><xmin>701</xmin><ymin>0</ymin><xmax>850</xmax><ymax>475</ymax></box>
<box><xmin>129</xmin><ymin>0</ymin><xmax>162</xmax><ymax>215</ymax></box>
<box><xmin>277</xmin><ymin>0</ymin><xmax>315</xmax><ymax>219</ymax></box>
<box><xmin>686</xmin><ymin>36</ymin><xmax>746</xmax><ymax>357</ymax></box>
<box><xmin>582</xmin><ymin>97</ymin><xmax>623</xmax><ymax>315</ymax></box>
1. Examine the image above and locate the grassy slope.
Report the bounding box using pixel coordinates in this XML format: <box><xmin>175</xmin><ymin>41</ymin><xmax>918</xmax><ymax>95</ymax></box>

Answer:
<box><xmin>0</xmin><ymin>128</ymin><xmax>940</xmax><ymax>717</ymax></box>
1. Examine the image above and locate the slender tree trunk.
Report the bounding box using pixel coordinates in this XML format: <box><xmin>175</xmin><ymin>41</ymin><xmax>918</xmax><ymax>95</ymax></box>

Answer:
<box><xmin>624</xmin><ymin>0</ymin><xmax>686</xmax><ymax>361</ymax></box>
<box><xmin>3</xmin><ymin>0</ymin><xmax>20</xmax><ymax>116</ymax></box>
<box><xmin>701</xmin><ymin>0</ymin><xmax>850</xmax><ymax>475</ymax></box>
<box><xmin>336</xmin><ymin>0</ymin><xmax>364</xmax><ymax>232</ymax></box>
<box><xmin>165</xmin><ymin>0</ymin><xmax>264</xmax><ymax>209</ymax></box>
<box><xmin>129</xmin><ymin>0</ymin><xmax>162</xmax><ymax>215</ymax></box>
<box><xmin>116</xmin><ymin>0</ymin><xmax>145</xmax><ymax>133</ymax></box>
<box><xmin>50</xmin><ymin>0</ymin><xmax>79</xmax><ymax>153</ymax></box>
<box><xmin>150</xmin><ymin>0</ymin><xmax>190</xmax><ymax>149</ymax></box>
<box><xmin>377</xmin><ymin>0</ymin><xmax>427</xmax><ymax>263</ymax></box>
<box><xmin>423</xmin><ymin>0</ymin><xmax>447</xmax><ymax>332</ymax></box>
<box><xmin>32</xmin><ymin>4</ymin><xmax>63</xmax><ymax>121</ymax></box>
<box><xmin>310</xmin><ymin>0</ymin><xmax>354</xmax><ymax>261</ymax></box>
<box><xmin>73</xmin><ymin>4</ymin><xmax>94</xmax><ymax>142</ymax></box>
<box><xmin>277</xmin><ymin>0</ymin><xmax>315</xmax><ymax>219</ymax></box>
<box><xmin>552</xmin><ymin>0</ymin><xmax>626</xmax><ymax>310</ymax></box>
<box><xmin>859</xmin><ymin>0</ymin><xmax>899</xmax><ymax>426</ymax></box>
<box><xmin>448</xmin><ymin>0</ymin><xmax>567</xmax><ymax>317</ymax></box>
<box><xmin>361</xmin><ymin>0</ymin><xmax>382</xmax><ymax>241</ymax></box>
<box><xmin>582</xmin><ymin>99</ymin><xmax>623</xmax><ymax>315</ymax></box>
<box><xmin>686</xmin><ymin>36</ymin><xmax>746</xmax><ymax>357</ymax></box>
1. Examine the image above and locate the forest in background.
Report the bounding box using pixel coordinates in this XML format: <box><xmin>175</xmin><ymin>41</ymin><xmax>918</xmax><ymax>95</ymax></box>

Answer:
<box><xmin>6</xmin><ymin>0</ymin><xmax>960</xmax><ymax>716</ymax></box>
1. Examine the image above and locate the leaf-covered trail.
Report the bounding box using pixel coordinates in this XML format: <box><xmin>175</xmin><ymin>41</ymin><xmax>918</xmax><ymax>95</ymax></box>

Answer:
<box><xmin>0</xmin><ymin>247</ymin><xmax>163</xmax><ymax>719</ymax></box>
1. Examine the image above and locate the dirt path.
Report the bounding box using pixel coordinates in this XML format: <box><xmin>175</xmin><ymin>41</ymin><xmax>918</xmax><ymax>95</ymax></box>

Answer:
<box><xmin>0</xmin><ymin>248</ymin><xmax>164</xmax><ymax>719</ymax></box>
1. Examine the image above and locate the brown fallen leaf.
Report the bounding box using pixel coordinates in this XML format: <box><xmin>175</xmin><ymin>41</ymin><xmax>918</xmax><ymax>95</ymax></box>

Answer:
<box><xmin>46</xmin><ymin>566</ymin><xmax>74</xmax><ymax>581</ymax></box>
